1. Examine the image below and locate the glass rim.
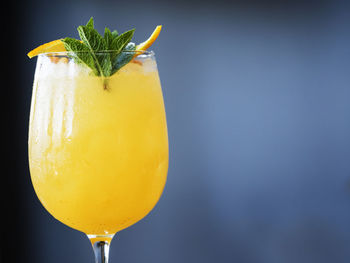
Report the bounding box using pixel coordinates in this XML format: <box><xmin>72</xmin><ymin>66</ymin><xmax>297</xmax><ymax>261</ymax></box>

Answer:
<box><xmin>38</xmin><ymin>50</ymin><xmax>155</xmax><ymax>58</ymax></box>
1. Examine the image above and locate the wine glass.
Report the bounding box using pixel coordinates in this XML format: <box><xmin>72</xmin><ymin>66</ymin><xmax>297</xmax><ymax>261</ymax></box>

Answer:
<box><xmin>28</xmin><ymin>51</ymin><xmax>168</xmax><ymax>263</ymax></box>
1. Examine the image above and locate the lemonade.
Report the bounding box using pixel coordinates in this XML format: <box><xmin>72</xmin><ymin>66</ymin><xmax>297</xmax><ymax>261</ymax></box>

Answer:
<box><xmin>29</xmin><ymin>55</ymin><xmax>168</xmax><ymax>235</ymax></box>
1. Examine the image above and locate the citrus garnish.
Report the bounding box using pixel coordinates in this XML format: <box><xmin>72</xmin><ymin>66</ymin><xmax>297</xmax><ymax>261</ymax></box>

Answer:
<box><xmin>135</xmin><ymin>25</ymin><xmax>162</xmax><ymax>54</ymax></box>
<box><xmin>27</xmin><ymin>18</ymin><xmax>162</xmax><ymax>77</ymax></box>
<box><xmin>27</xmin><ymin>39</ymin><xmax>66</xmax><ymax>58</ymax></box>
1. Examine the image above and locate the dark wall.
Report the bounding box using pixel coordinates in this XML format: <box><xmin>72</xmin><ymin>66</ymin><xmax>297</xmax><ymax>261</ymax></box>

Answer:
<box><xmin>5</xmin><ymin>0</ymin><xmax>350</xmax><ymax>262</ymax></box>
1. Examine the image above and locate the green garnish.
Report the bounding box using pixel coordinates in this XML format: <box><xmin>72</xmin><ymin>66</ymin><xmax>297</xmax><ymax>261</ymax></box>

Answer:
<box><xmin>62</xmin><ymin>17</ymin><xmax>136</xmax><ymax>82</ymax></box>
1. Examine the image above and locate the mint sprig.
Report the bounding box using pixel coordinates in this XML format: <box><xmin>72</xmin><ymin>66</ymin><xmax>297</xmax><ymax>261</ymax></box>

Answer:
<box><xmin>62</xmin><ymin>17</ymin><xmax>136</xmax><ymax>79</ymax></box>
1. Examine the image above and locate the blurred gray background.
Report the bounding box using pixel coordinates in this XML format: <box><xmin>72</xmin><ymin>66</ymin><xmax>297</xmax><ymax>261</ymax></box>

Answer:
<box><xmin>5</xmin><ymin>0</ymin><xmax>350</xmax><ymax>262</ymax></box>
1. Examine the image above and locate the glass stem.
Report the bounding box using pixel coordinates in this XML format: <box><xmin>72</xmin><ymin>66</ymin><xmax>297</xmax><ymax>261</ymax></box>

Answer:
<box><xmin>88</xmin><ymin>235</ymin><xmax>114</xmax><ymax>263</ymax></box>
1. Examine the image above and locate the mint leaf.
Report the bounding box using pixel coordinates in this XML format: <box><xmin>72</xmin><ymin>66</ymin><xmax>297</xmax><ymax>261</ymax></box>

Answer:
<box><xmin>61</xmin><ymin>17</ymin><xmax>137</xmax><ymax>79</ymax></box>
<box><xmin>109</xmin><ymin>29</ymin><xmax>135</xmax><ymax>65</ymax></box>
<box><xmin>104</xmin><ymin>27</ymin><xmax>113</xmax><ymax>49</ymax></box>
<box><xmin>110</xmin><ymin>29</ymin><xmax>135</xmax><ymax>54</ymax></box>
<box><xmin>112</xmin><ymin>42</ymin><xmax>136</xmax><ymax>75</ymax></box>
<box><xmin>111</xmin><ymin>30</ymin><xmax>119</xmax><ymax>39</ymax></box>
<box><xmin>77</xmin><ymin>24</ymin><xmax>111</xmax><ymax>77</ymax></box>
<box><xmin>62</xmin><ymin>37</ymin><xmax>99</xmax><ymax>75</ymax></box>
<box><xmin>86</xmin><ymin>17</ymin><xmax>94</xmax><ymax>29</ymax></box>
<box><xmin>77</xmin><ymin>25</ymin><xmax>106</xmax><ymax>52</ymax></box>
<box><xmin>100</xmin><ymin>54</ymin><xmax>113</xmax><ymax>77</ymax></box>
